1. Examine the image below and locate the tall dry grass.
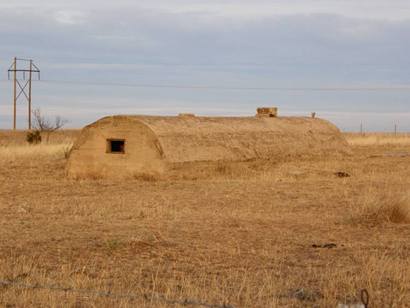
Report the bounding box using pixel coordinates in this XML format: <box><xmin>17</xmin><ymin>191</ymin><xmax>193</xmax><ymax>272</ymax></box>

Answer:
<box><xmin>1</xmin><ymin>132</ymin><xmax>410</xmax><ymax>306</ymax></box>
<box><xmin>345</xmin><ymin>133</ymin><xmax>410</xmax><ymax>146</ymax></box>
<box><xmin>0</xmin><ymin>129</ymin><xmax>80</xmax><ymax>146</ymax></box>
<box><xmin>0</xmin><ymin>143</ymin><xmax>73</xmax><ymax>162</ymax></box>
<box><xmin>347</xmin><ymin>189</ymin><xmax>410</xmax><ymax>225</ymax></box>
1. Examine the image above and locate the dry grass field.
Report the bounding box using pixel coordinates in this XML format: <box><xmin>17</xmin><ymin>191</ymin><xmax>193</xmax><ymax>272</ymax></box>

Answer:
<box><xmin>1</xmin><ymin>130</ymin><xmax>410</xmax><ymax>307</ymax></box>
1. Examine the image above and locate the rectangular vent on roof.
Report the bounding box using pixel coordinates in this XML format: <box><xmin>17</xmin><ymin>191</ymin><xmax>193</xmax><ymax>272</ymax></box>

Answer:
<box><xmin>256</xmin><ymin>107</ymin><xmax>278</xmax><ymax>118</ymax></box>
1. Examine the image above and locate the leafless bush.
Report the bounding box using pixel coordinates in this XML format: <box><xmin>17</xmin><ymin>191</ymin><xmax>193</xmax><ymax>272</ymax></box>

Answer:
<box><xmin>30</xmin><ymin>108</ymin><xmax>68</xmax><ymax>143</ymax></box>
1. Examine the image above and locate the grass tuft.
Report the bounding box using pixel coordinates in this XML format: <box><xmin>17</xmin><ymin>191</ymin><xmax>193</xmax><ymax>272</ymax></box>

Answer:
<box><xmin>349</xmin><ymin>191</ymin><xmax>410</xmax><ymax>225</ymax></box>
<box><xmin>133</xmin><ymin>172</ymin><xmax>159</xmax><ymax>182</ymax></box>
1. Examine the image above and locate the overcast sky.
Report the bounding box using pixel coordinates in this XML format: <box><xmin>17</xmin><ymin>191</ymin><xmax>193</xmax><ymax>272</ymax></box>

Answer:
<box><xmin>1</xmin><ymin>0</ymin><xmax>410</xmax><ymax>131</ymax></box>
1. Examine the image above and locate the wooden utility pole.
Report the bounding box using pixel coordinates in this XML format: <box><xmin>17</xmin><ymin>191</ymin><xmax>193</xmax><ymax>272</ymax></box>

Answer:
<box><xmin>28</xmin><ymin>60</ymin><xmax>33</xmax><ymax>130</ymax></box>
<box><xmin>13</xmin><ymin>57</ymin><xmax>17</xmax><ymax>130</ymax></box>
<box><xmin>8</xmin><ymin>58</ymin><xmax>40</xmax><ymax>130</ymax></box>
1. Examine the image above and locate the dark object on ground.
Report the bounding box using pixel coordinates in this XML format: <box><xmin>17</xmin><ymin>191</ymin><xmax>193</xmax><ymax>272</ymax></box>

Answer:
<box><xmin>288</xmin><ymin>288</ymin><xmax>323</xmax><ymax>302</ymax></box>
<box><xmin>335</xmin><ymin>171</ymin><xmax>350</xmax><ymax>178</ymax></box>
<box><xmin>312</xmin><ymin>243</ymin><xmax>337</xmax><ymax>249</ymax></box>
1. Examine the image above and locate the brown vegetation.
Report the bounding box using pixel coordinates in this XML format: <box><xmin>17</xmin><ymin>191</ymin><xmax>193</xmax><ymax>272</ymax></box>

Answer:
<box><xmin>347</xmin><ymin>189</ymin><xmax>410</xmax><ymax>225</ymax></box>
<box><xmin>0</xmin><ymin>131</ymin><xmax>409</xmax><ymax>307</ymax></box>
<box><xmin>345</xmin><ymin>132</ymin><xmax>410</xmax><ymax>146</ymax></box>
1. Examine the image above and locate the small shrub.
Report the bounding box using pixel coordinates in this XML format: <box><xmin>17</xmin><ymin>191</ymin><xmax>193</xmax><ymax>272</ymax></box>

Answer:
<box><xmin>379</xmin><ymin>196</ymin><xmax>410</xmax><ymax>223</ymax></box>
<box><xmin>26</xmin><ymin>130</ymin><xmax>42</xmax><ymax>144</ymax></box>
<box><xmin>349</xmin><ymin>191</ymin><xmax>410</xmax><ymax>225</ymax></box>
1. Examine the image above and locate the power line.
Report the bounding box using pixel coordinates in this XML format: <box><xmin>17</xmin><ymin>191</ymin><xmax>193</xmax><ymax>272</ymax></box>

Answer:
<box><xmin>15</xmin><ymin>55</ymin><xmax>410</xmax><ymax>68</ymax></box>
<box><xmin>20</xmin><ymin>79</ymin><xmax>410</xmax><ymax>91</ymax></box>
<box><xmin>3</xmin><ymin>78</ymin><xmax>410</xmax><ymax>92</ymax></box>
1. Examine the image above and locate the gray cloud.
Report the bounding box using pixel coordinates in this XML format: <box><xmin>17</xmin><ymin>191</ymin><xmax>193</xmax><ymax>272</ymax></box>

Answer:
<box><xmin>0</xmin><ymin>1</ymin><xmax>410</xmax><ymax>130</ymax></box>
<box><xmin>3</xmin><ymin>0</ymin><xmax>410</xmax><ymax>20</ymax></box>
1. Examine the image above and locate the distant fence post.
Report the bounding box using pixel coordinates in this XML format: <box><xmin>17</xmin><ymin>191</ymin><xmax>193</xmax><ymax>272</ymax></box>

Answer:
<box><xmin>360</xmin><ymin>122</ymin><xmax>364</xmax><ymax>136</ymax></box>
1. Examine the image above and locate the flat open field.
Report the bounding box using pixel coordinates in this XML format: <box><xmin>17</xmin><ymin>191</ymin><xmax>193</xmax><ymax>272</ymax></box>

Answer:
<box><xmin>1</xmin><ymin>131</ymin><xmax>410</xmax><ymax>307</ymax></box>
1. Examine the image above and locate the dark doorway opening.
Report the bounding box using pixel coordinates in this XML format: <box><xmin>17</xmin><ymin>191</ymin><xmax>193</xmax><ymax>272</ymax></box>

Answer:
<box><xmin>107</xmin><ymin>139</ymin><xmax>125</xmax><ymax>154</ymax></box>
